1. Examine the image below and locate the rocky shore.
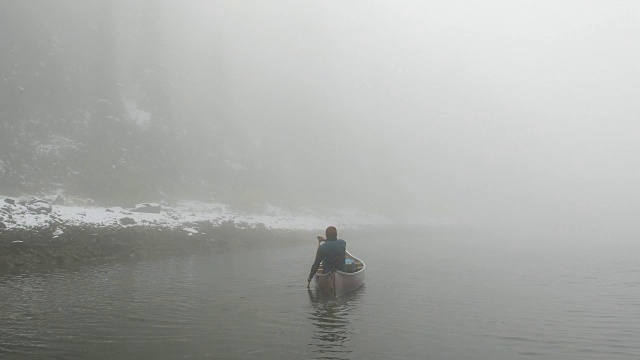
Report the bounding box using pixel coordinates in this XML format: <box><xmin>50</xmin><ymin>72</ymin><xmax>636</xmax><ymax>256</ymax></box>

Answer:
<box><xmin>0</xmin><ymin>195</ymin><xmax>391</xmax><ymax>272</ymax></box>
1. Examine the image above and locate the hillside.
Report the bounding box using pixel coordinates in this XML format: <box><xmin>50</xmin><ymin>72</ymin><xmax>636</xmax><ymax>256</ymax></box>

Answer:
<box><xmin>0</xmin><ymin>1</ymin><xmax>410</xmax><ymax>212</ymax></box>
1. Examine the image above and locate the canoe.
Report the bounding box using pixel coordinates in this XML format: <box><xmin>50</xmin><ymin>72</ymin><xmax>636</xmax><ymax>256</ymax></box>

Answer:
<box><xmin>314</xmin><ymin>250</ymin><xmax>365</xmax><ymax>296</ymax></box>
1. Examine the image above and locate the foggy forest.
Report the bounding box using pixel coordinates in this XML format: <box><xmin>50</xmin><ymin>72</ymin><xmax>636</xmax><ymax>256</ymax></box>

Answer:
<box><xmin>3</xmin><ymin>2</ymin><xmax>640</xmax><ymax>359</ymax></box>
<box><xmin>2</xmin><ymin>1</ymin><xmax>639</xmax><ymax>230</ymax></box>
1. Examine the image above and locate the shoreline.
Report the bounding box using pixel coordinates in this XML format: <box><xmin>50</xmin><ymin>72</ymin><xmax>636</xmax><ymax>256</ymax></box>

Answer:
<box><xmin>0</xmin><ymin>196</ymin><xmax>339</xmax><ymax>271</ymax></box>
<box><xmin>0</xmin><ymin>221</ymin><xmax>314</xmax><ymax>271</ymax></box>
<box><xmin>0</xmin><ymin>195</ymin><xmax>453</xmax><ymax>272</ymax></box>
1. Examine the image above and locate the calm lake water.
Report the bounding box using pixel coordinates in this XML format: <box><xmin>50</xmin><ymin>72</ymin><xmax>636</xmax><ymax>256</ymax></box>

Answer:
<box><xmin>1</xmin><ymin>227</ymin><xmax>639</xmax><ymax>359</ymax></box>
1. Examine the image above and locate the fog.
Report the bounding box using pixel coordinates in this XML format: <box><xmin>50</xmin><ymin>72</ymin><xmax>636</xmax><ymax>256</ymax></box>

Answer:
<box><xmin>2</xmin><ymin>1</ymin><xmax>640</xmax><ymax>233</ymax></box>
<box><xmin>4</xmin><ymin>3</ymin><xmax>640</xmax><ymax>357</ymax></box>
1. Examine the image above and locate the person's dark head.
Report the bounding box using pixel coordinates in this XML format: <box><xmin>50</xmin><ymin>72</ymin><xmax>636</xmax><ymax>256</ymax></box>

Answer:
<box><xmin>325</xmin><ymin>226</ymin><xmax>338</xmax><ymax>239</ymax></box>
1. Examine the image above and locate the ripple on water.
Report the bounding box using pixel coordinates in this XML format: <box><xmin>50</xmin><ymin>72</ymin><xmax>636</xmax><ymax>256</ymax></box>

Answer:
<box><xmin>2</xmin><ymin>231</ymin><xmax>640</xmax><ymax>359</ymax></box>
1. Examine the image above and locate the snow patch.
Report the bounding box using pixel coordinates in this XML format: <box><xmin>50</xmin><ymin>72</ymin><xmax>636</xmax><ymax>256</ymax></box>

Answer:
<box><xmin>124</xmin><ymin>99</ymin><xmax>151</xmax><ymax>130</ymax></box>
<box><xmin>0</xmin><ymin>196</ymin><xmax>453</xmax><ymax>233</ymax></box>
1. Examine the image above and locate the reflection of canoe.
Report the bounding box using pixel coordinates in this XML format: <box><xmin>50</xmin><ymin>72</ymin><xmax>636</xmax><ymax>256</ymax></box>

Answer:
<box><xmin>314</xmin><ymin>251</ymin><xmax>365</xmax><ymax>296</ymax></box>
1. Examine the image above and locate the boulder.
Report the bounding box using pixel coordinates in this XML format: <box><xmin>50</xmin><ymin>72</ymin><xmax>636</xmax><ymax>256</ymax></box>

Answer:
<box><xmin>28</xmin><ymin>201</ymin><xmax>52</xmax><ymax>214</ymax></box>
<box><xmin>130</xmin><ymin>203</ymin><xmax>161</xmax><ymax>214</ymax></box>
<box><xmin>119</xmin><ymin>217</ymin><xmax>136</xmax><ymax>225</ymax></box>
<box><xmin>0</xmin><ymin>221</ymin><xmax>6</xmax><ymax>229</ymax></box>
<box><xmin>52</xmin><ymin>196</ymin><xmax>65</xmax><ymax>205</ymax></box>
<box><xmin>4</xmin><ymin>198</ymin><xmax>15</xmax><ymax>205</ymax></box>
<box><xmin>29</xmin><ymin>198</ymin><xmax>49</xmax><ymax>205</ymax></box>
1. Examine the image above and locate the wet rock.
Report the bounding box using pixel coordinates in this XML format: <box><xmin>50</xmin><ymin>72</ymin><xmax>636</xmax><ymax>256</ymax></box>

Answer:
<box><xmin>105</xmin><ymin>208</ymin><xmax>114</xmax><ymax>213</ymax></box>
<box><xmin>29</xmin><ymin>198</ymin><xmax>48</xmax><ymax>204</ymax></box>
<box><xmin>0</xmin><ymin>222</ymin><xmax>6</xmax><ymax>229</ymax></box>
<box><xmin>130</xmin><ymin>203</ymin><xmax>161</xmax><ymax>214</ymax></box>
<box><xmin>4</xmin><ymin>198</ymin><xmax>15</xmax><ymax>205</ymax></box>
<box><xmin>119</xmin><ymin>217</ymin><xmax>136</xmax><ymax>225</ymax></box>
<box><xmin>28</xmin><ymin>201</ymin><xmax>52</xmax><ymax>214</ymax></box>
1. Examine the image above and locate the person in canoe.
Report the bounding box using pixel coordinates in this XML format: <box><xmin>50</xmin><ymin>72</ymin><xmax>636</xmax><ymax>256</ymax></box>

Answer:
<box><xmin>307</xmin><ymin>226</ymin><xmax>347</xmax><ymax>287</ymax></box>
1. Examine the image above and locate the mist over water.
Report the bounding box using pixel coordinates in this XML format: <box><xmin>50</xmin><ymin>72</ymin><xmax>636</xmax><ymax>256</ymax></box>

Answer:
<box><xmin>3</xmin><ymin>0</ymin><xmax>639</xmax><ymax>227</ymax></box>
<box><xmin>170</xmin><ymin>0</ymin><xmax>640</xmax><ymax>223</ymax></box>
<box><xmin>2</xmin><ymin>1</ymin><xmax>640</xmax><ymax>358</ymax></box>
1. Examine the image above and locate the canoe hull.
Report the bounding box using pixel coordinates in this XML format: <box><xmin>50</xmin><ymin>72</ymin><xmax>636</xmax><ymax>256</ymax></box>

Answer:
<box><xmin>314</xmin><ymin>251</ymin><xmax>365</xmax><ymax>296</ymax></box>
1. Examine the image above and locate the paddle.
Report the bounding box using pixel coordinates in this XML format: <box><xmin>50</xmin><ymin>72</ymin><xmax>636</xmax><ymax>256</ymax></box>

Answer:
<box><xmin>307</xmin><ymin>235</ymin><xmax>326</xmax><ymax>287</ymax></box>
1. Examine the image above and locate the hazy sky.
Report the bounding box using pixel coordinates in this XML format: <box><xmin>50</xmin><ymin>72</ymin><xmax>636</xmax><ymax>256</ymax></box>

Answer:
<box><xmin>156</xmin><ymin>1</ymin><xmax>640</xmax><ymax>224</ymax></box>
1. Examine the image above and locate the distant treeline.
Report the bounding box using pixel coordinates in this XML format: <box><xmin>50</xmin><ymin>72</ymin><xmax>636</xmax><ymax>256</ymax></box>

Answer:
<box><xmin>0</xmin><ymin>1</ymin><xmax>410</xmax><ymax>212</ymax></box>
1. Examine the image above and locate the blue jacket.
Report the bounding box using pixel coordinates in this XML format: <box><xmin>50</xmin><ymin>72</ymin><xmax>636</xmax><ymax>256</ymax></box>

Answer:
<box><xmin>308</xmin><ymin>238</ymin><xmax>347</xmax><ymax>281</ymax></box>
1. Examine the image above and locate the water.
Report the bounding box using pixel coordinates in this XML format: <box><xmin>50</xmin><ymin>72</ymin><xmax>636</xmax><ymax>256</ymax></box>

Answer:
<box><xmin>1</xmin><ymin>227</ymin><xmax>640</xmax><ymax>359</ymax></box>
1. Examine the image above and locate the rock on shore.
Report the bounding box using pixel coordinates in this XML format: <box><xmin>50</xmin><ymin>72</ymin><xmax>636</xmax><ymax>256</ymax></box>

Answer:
<box><xmin>0</xmin><ymin>196</ymin><xmax>394</xmax><ymax>271</ymax></box>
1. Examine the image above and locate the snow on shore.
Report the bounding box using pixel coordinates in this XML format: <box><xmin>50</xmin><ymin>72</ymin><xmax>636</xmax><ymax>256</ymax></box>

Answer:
<box><xmin>0</xmin><ymin>196</ymin><xmax>397</xmax><ymax>234</ymax></box>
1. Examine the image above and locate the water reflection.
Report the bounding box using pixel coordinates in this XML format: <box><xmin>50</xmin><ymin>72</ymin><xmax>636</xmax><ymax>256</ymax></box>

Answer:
<box><xmin>307</xmin><ymin>287</ymin><xmax>364</xmax><ymax>360</ymax></box>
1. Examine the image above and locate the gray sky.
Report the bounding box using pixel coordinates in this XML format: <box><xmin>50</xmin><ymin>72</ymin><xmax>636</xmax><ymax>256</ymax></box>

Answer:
<box><xmin>161</xmin><ymin>1</ymin><xmax>640</xmax><ymax>224</ymax></box>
